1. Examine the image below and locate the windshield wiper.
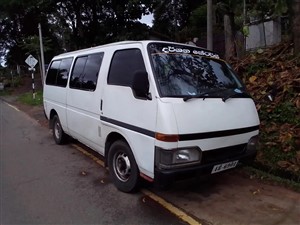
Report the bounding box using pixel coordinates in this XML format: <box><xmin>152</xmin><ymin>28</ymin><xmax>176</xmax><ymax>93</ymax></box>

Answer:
<box><xmin>183</xmin><ymin>89</ymin><xmax>226</xmax><ymax>102</ymax></box>
<box><xmin>222</xmin><ymin>91</ymin><xmax>251</xmax><ymax>102</ymax></box>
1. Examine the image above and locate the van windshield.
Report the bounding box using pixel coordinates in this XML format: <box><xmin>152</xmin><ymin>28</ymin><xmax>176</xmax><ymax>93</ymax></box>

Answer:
<box><xmin>148</xmin><ymin>43</ymin><xmax>244</xmax><ymax>98</ymax></box>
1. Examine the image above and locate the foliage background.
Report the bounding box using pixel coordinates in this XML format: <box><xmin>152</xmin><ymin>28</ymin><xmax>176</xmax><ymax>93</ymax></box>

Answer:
<box><xmin>231</xmin><ymin>43</ymin><xmax>300</xmax><ymax>181</ymax></box>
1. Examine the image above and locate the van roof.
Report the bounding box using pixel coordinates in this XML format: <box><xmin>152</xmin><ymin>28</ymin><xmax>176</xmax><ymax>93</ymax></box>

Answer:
<box><xmin>54</xmin><ymin>40</ymin><xmax>219</xmax><ymax>59</ymax></box>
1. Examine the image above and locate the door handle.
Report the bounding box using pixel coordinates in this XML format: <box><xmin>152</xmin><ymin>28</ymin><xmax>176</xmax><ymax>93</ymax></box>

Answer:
<box><xmin>100</xmin><ymin>99</ymin><xmax>103</xmax><ymax>111</ymax></box>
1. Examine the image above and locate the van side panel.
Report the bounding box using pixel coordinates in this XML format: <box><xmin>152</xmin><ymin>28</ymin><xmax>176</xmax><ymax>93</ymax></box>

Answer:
<box><xmin>66</xmin><ymin>89</ymin><xmax>103</xmax><ymax>152</ymax></box>
<box><xmin>99</xmin><ymin>45</ymin><xmax>158</xmax><ymax>178</ymax></box>
<box><xmin>101</xmin><ymin>85</ymin><xmax>157</xmax><ymax>177</ymax></box>
<box><xmin>43</xmin><ymin>86</ymin><xmax>68</xmax><ymax>132</ymax></box>
<box><xmin>66</xmin><ymin>53</ymin><xmax>105</xmax><ymax>153</ymax></box>
<box><xmin>101</xmin><ymin>119</ymin><xmax>156</xmax><ymax>178</ymax></box>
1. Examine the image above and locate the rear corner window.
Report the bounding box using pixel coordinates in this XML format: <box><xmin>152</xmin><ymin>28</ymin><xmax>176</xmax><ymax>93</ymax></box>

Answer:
<box><xmin>46</xmin><ymin>60</ymin><xmax>60</xmax><ymax>85</ymax></box>
<box><xmin>45</xmin><ymin>57</ymin><xmax>73</xmax><ymax>87</ymax></box>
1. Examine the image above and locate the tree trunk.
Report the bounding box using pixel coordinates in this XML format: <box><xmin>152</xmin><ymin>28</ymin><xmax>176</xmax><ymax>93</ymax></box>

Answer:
<box><xmin>207</xmin><ymin>0</ymin><xmax>213</xmax><ymax>50</ymax></box>
<box><xmin>292</xmin><ymin>0</ymin><xmax>300</xmax><ymax>53</ymax></box>
<box><xmin>224</xmin><ymin>13</ymin><xmax>235</xmax><ymax>60</ymax></box>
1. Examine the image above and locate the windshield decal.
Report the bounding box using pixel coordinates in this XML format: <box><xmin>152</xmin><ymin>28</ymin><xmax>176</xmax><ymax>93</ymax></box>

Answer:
<box><xmin>161</xmin><ymin>46</ymin><xmax>220</xmax><ymax>59</ymax></box>
<box><xmin>162</xmin><ymin>46</ymin><xmax>191</xmax><ymax>54</ymax></box>
<box><xmin>192</xmin><ymin>49</ymin><xmax>220</xmax><ymax>59</ymax></box>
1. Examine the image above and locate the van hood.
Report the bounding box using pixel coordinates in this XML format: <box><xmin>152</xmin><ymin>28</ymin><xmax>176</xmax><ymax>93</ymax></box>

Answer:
<box><xmin>159</xmin><ymin>98</ymin><xmax>260</xmax><ymax>135</ymax></box>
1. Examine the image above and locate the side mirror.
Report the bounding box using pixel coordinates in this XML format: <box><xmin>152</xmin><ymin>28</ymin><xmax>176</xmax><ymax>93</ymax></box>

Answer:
<box><xmin>131</xmin><ymin>70</ymin><xmax>152</xmax><ymax>100</ymax></box>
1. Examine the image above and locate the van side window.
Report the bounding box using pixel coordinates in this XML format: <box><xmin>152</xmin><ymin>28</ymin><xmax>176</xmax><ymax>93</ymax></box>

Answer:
<box><xmin>70</xmin><ymin>53</ymin><xmax>103</xmax><ymax>91</ymax></box>
<box><xmin>46</xmin><ymin>60</ymin><xmax>60</xmax><ymax>85</ymax></box>
<box><xmin>57</xmin><ymin>58</ymin><xmax>73</xmax><ymax>87</ymax></box>
<box><xmin>45</xmin><ymin>58</ymin><xmax>72</xmax><ymax>87</ymax></box>
<box><xmin>108</xmin><ymin>49</ymin><xmax>146</xmax><ymax>86</ymax></box>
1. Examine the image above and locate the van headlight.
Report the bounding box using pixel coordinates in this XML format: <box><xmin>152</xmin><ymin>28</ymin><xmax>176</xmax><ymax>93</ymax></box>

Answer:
<box><xmin>155</xmin><ymin>147</ymin><xmax>201</xmax><ymax>169</ymax></box>
<box><xmin>247</xmin><ymin>135</ymin><xmax>259</xmax><ymax>153</ymax></box>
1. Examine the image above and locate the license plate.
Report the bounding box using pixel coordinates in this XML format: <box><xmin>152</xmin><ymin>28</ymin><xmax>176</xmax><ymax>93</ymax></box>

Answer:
<box><xmin>211</xmin><ymin>160</ymin><xmax>239</xmax><ymax>174</ymax></box>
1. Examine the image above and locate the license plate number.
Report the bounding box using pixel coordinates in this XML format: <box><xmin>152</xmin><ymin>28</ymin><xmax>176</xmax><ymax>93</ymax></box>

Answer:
<box><xmin>211</xmin><ymin>160</ymin><xmax>239</xmax><ymax>174</ymax></box>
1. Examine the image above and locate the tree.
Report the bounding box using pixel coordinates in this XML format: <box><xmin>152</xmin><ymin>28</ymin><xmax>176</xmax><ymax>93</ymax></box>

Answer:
<box><xmin>152</xmin><ymin>0</ymin><xmax>203</xmax><ymax>41</ymax></box>
<box><xmin>0</xmin><ymin>0</ymin><xmax>61</xmax><ymax>66</ymax></box>
<box><xmin>291</xmin><ymin>0</ymin><xmax>300</xmax><ymax>53</ymax></box>
<box><xmin>49</xmin><ymin>0</ymin><xmax>156</xmax><ymax>50</ymax></box>
<box><xmin>0</xmin><ymin>0</ymin><xmax>157</xmax><ymax>67</ymax></box>
<box><xmin>216</xmin><ymin>1</ymin><xmax>237</xmax><ymax>60</ymax></box>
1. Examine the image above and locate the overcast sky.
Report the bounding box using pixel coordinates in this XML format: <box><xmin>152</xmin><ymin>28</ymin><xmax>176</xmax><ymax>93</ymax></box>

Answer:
<box><xmin>140</xmin><ymin>14</ymin><xmax>153</xmax><ymax>27</ymax></box>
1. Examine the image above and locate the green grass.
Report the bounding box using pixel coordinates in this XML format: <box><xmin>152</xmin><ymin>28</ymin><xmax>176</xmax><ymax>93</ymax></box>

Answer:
<box><xmin>0</xmin><ymin>89</ymin><xmax>12</xmax><ymax>96</ymax></box>
<box><xmin>18</xmin><ymin>90</ymin><xmax>43</xmax><ymax>106</ymax></box>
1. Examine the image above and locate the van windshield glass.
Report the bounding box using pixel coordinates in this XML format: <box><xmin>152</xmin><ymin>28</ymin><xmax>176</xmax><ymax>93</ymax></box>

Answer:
<box><xmin>148</xmin><ymin>43</ymin><xmax>243</xmax><ymax>98</ymax></box>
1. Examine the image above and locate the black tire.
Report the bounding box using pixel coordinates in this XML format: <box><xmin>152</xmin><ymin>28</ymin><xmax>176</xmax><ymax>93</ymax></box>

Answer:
<box><xmin>52</xmin><ymin>115</ymin><xmax>67</xmax><ymax>145</ymax></box>
<box><xmin>108</xmin><ymin>140</ymin><xmax>139</xmax><ymax>193</ymax></box>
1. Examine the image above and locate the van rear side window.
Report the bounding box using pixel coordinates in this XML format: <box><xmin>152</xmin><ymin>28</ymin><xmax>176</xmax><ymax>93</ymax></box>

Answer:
<box><xmin>108</xmin><ymin>49</ymin><xmax>146</xmax><ymax>87</ymax></box>
<box><xmin>45</xmin><ymin>58</ymin><xmax>73</xmax><ymax>87</ymax></box>
<box><xmin>70</xmin><ymin>53</ymin><xmax>104</xmax><ymax>91</ymax></box>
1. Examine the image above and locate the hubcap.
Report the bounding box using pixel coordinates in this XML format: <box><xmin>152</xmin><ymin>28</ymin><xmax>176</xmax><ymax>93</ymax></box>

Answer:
<box><xmin>54</xmin><ymin>121</ymin><xmax>61</xmax><ymax>139</ymax></box>
<box><xmin>113</xmin><ymin>152</ymin><xmax>131</xmax><ymax>182</ymax></box>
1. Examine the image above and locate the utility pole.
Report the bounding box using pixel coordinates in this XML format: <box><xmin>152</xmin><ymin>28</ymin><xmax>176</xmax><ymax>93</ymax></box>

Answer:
<box><xmin>243</xmin><ymin>0</ymin><xmax>247</xmax><ymax>51</ymax></box>
<box><xmin>38</xmin><ymin>23</ymin><xmax>45</xmax><ymax>85</ymax></box>
<box><xmin>207</xmin><ymin>0</ymin><xmax>213</xmax><ymax>50</ymax></box>
<box><xmin>172</xmin><ymin>0</ymin><xmax>177</xmax><ymax>41</ymax></box>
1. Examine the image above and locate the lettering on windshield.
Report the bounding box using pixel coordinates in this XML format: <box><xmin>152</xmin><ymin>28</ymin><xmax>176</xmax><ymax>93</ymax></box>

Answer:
<box><xmin>161</xmin><ymin>46</ymin><xmax>220</xmax><ymax>59</ymax></box>
<box><xmin>162</xmin><ymin>46</ymin><xmax>191</xmax><ymax>54</ymax></box>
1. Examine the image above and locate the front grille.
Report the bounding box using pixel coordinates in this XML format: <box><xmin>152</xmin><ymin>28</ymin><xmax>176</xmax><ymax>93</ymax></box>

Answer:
<box><xmin>201</xmin><ymin>144</ymin><xmax>247</xmax><ymax>164</ymax></box>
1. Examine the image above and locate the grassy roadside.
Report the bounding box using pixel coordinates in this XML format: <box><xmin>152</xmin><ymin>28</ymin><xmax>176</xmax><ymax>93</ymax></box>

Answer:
<box><xmin>17</xmin><ymin>90</ymin><xmax>43</xmax><ymax>106</ymax></box>
<box><xmin>242</xmin><ymin>166</ymin><xmax>300</xmax><ymax>192</ymax></box>
<box><xmin>0</xmin><ymin>89</ymin><xmax>12</xmax><ymax>96</ymax></box>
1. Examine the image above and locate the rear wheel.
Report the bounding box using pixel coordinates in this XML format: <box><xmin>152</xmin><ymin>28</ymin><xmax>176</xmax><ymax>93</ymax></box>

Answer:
<box><xmin>108</xmin><ymin>140</ymin><xmax>139</xmax><ymax>193</ymax></box>
<box><xmin>52</xmin><ymin>115</ymin><xmax>67</xmax><ymax>144</ymax></box>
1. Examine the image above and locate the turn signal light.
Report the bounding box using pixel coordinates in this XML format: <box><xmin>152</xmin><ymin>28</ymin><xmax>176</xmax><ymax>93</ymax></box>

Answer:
<box><xmin>155</xmin><ymin>133</ymin><xmax>179</xmax><ymax>142</ymax></box>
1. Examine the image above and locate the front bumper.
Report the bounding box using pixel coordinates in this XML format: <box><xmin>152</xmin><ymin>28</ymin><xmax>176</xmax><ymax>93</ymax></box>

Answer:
<box><xmin>154</xmin><ymin>149</ymin><xmax>256</xmax><ymax>184</ymax></box>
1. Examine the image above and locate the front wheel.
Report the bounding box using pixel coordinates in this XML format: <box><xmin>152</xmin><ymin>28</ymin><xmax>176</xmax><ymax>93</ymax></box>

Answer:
<box><xmin>108</xmin><ymin>140</ymin><xmax>139</xmax><ymax>193</ymax></box>
<box><xmin>52</xmin><ymin>115</ymin><xmax>67</xmax><ymax>145</ymax></box>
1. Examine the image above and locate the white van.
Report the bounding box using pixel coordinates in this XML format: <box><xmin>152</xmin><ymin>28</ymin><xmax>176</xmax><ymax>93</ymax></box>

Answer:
<box><xmin>43</xmin><ymin>40</ymin><xmax>260</xmax><ymax>192</ymax></box>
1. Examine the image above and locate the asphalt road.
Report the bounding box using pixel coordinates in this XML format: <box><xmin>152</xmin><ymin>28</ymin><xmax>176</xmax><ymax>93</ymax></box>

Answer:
<box><xmin>0</xmin><ymin>99</ymin><xmax>186</xmax><ymax>225</ymax></box>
